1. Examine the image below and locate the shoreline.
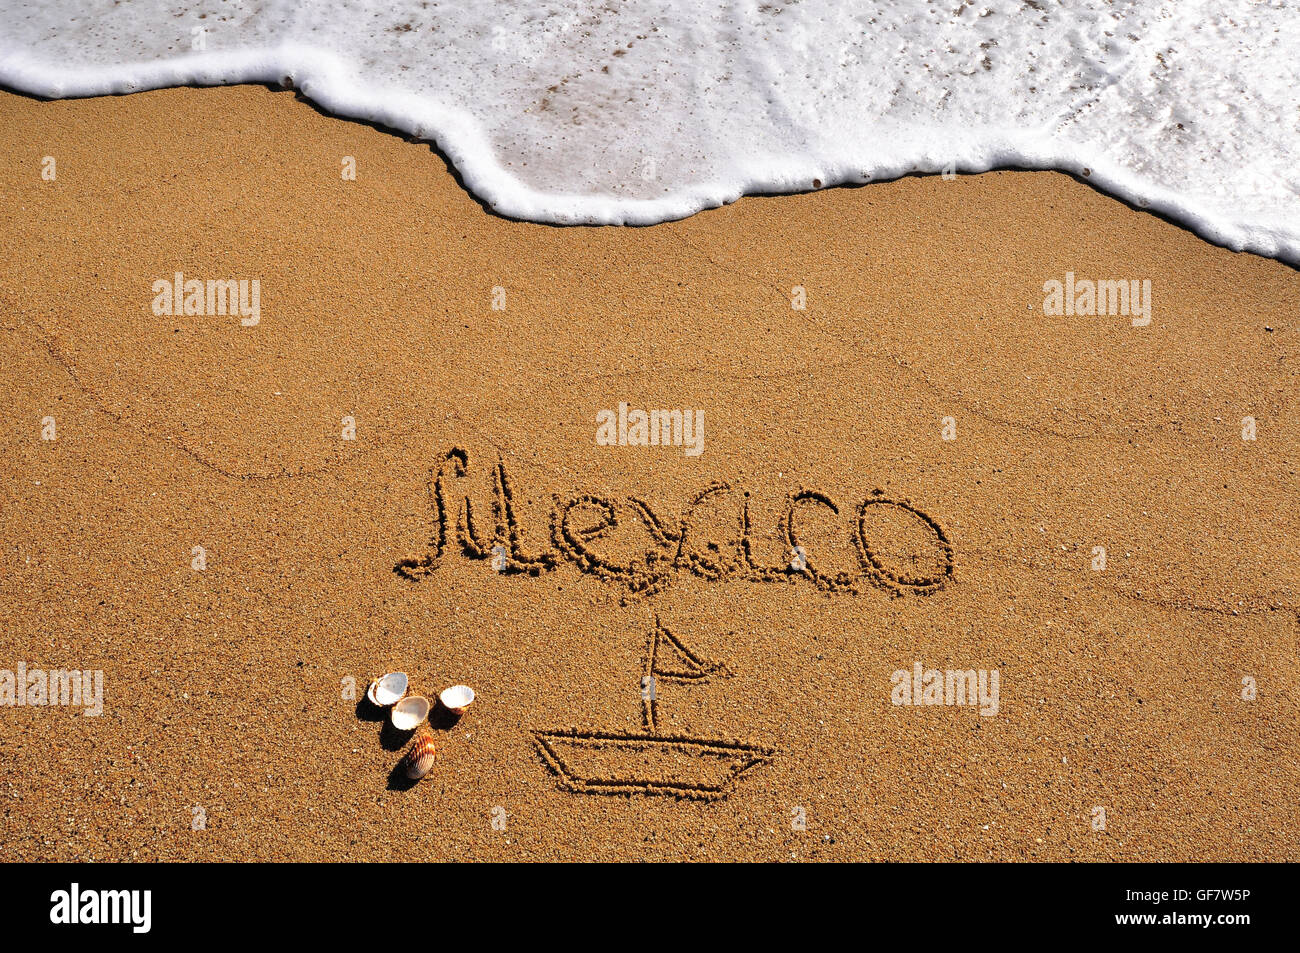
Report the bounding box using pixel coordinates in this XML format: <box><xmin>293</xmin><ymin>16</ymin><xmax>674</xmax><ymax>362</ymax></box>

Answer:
<box><xmin>1</xmin><ymin>36</ymin><xmax>1296</xmax><ymax>268</ymax></box>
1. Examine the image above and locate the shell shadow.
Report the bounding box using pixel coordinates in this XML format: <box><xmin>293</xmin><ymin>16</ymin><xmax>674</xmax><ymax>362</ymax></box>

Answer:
<box><xmin>380</xmin><ymin>719</ymin><xmax>417</xmax><ymax>752</ymax></box>
<box><xmin>428</xmin><ymin>704</ymin><xmax>463</xmax><ymax>731</ymax></box>
<box><xmin>355</xmin><ymin>696</ymin><xmax>386</xmax><ymax>722</ymax></box>
<box><xmin>387</xmin><ymin>761</ymin><xmax>419</xmax><ymax>792</ymax></box>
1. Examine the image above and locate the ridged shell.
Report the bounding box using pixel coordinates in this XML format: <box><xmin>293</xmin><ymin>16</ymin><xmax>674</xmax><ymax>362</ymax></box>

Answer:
<box><xmin>403</xmin><ymin>732</ymin><xmax>437</xmax><ymax>780</ymax></box>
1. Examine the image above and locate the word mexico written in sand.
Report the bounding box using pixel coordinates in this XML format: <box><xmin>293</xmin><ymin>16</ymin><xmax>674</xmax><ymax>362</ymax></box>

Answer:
<box><xmin>396</xmin><ymin>449</ymin><xmax>955</xmax><ymax>597</ymax></box>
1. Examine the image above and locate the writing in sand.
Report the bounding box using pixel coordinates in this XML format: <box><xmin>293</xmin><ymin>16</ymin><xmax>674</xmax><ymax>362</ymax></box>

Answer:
<box><xmin>396</xmin><ymin>449</ymin><xmax>954</xmax><ymax>598</ymax></box>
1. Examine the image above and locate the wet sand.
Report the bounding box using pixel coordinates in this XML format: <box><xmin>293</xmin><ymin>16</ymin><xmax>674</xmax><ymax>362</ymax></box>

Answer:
<box><xmin>1</xmin><ymin>84</ymin><xmax>1297</xmax><ymax>861</ymax></box>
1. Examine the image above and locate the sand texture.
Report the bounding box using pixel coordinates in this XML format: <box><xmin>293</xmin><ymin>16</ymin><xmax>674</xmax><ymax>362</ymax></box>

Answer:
<box><xmin>1</xmin><ymin>85</ymin><xmax>1297</xmax><ymax>861</ymax></box>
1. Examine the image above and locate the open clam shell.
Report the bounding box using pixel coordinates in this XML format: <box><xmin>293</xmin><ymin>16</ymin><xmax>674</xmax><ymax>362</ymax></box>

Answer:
<box><xmin>438</xmin><ymin>685</ymin><xmax>475</xmax><ymax>716</ymax></box>
<box><xmin>391</xmin><ymin>694</ymin><xmax>431</xmax><ymax>732</ymax></box>
<box><xmin>402</xmin><ymin>731</ymin><xmax>437</xmax><ymax>781</ymax></box>
<box><xmin>366</xmin><ymin>672</ymin><xmax>408</xmax><ymax>707</ymax></box>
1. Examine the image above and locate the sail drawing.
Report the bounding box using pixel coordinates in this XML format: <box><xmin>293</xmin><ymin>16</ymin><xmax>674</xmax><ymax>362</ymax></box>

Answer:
<box><xmin>532</xmin><ymin>617</ymin><xmax>773</xmax><ymax>801</ymax></box>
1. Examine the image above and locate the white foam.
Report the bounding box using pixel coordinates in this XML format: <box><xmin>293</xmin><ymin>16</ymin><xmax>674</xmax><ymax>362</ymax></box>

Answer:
<box><xmin>3</xmin><ymin>1</ymin><xmax>1298</xmax><ymax>261</ymax></box>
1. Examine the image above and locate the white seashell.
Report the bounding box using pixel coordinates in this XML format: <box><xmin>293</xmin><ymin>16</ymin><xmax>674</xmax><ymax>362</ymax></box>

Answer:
<box><xmin>402</xmin><ymin>732</ymin><xmax>437</xmax><ymax>780</ymax></box>
<box><xmin>438</xmin><ymin>685</ymin><xmax>475</xmax><ymax>716</ymax></box>
<box><xmin>367</xmin><ymin>672</ymin><xmax>408</xmax><ymax>707</ymax></box>
<box><xmin>391</xmin><ymin>694</ymin><xmax>431</xmax><ymax>732</ymax></box>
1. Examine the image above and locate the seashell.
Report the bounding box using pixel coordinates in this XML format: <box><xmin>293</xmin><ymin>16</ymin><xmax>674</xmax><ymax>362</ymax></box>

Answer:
<box><xmin>367</xmin><ymin>672</ymin><xmax>408</xmax><ymax>707</ymax></box>
<box><xmin>391</xmin><ymin>694</ymin><xmax>431</xmax><ymax>732</ymax></box>
<box><xmin>438</xmin><ymin>685</ymin><xmax>475</xmax><ymax>716</ymax></box>
<box><xmin>401</xmin><ymin>731</ymin><xmax>437</xmax><ymax>781</ymax></box>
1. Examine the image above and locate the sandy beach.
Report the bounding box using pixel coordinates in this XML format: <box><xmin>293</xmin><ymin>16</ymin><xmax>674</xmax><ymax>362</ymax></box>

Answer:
<box><xmin>1</xmin><ymin>83</ymin><xmax>1297</xmax><ymax>861</ymax></box>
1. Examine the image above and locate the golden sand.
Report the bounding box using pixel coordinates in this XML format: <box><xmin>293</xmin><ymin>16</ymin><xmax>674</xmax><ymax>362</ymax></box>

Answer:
<box><xmin>1</xmin><ymin>84</ymin><xmax>1297</xmax><ymax>861</ymax></box>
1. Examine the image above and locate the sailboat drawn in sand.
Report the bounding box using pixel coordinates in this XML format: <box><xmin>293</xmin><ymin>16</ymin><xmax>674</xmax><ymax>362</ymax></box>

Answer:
<box><xmin>532</xmin><ymin>618</ymin><xmax>774</xmax><ymax>801</ymax></box>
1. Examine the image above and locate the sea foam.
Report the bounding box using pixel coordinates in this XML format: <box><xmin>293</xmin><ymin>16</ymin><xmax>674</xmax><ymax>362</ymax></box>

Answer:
<box><xmin>2</xmin><ymin>1</ymin><xmax>1298</xmax><ymax>262</ymax></box>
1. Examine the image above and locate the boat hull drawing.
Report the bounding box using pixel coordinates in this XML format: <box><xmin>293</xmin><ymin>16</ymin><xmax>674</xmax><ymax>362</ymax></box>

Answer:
<box><xmin>532</xmin><ymin>728</ymin><xmax>774</xmax><ymax>801</ymax></box>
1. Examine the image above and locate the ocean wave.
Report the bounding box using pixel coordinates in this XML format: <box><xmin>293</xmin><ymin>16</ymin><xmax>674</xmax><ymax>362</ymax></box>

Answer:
<box><xmin>3</xmin><ymin>0</ymin><xmax>1297</xmax><ymax>261</ymax></box>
